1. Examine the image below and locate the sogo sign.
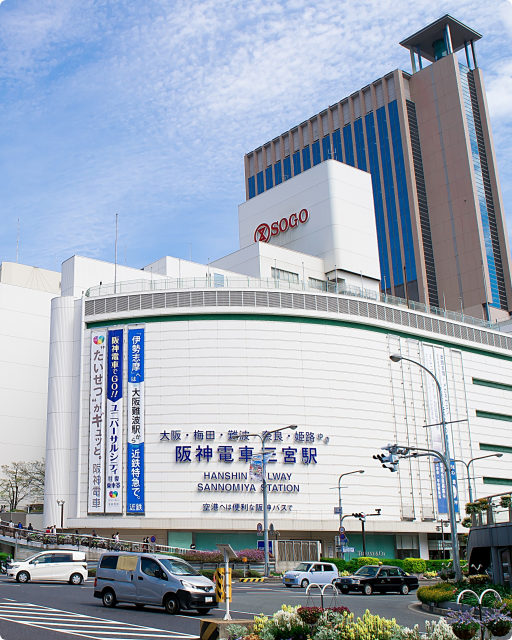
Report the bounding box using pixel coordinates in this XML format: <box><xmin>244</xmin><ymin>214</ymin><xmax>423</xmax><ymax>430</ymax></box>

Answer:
<box><xmin>254</xmin><ymin>209</ymin><xmax>309</xmax><ymax>243</ymax></box>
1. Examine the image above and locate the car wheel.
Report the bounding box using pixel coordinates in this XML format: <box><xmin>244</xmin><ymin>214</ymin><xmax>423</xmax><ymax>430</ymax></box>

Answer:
<box><xmin>102</xmin><ymin>589</ymin><xmax>117</xmax><ymax>608</ymax></box>
<box><xmin>363</xmin><ymin>584</ymin><xmax>373</xmax><ymax>596</ymax></box>
<box><xmin>401</xmin><ymin>584</ymin><xmax>410</xmax><ymax>595</ymax></box>
<box><xmin>164</xmin><ymin>595</ymin><xmax>181</xmax><ymax>615</ymax></box>
<box><xmin>300</xmin><ymin>579</ymin><xmax>309</xmax><ymax>589</ymax></box>
<box><xmin>135</xmin><ymin>604</ymin><xmax>145</xmax><ymax>610</ymax></box>
<box><xmin>69</xmin><ymin>573</ymin><xmax>83</xmax><ymax>585</ymax></box>
<box><xmin>196</xmin><ymin>608</ymin><xmax>211</xmax><ymax>615</ymax></box>
<box><xmin>16</xmin><ymin>571</ymin><xmax>30</xmax><ymax>584</ymax></box>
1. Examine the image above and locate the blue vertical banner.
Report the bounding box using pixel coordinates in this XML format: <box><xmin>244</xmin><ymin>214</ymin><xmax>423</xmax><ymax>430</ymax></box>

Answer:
<box><xmin>106</xmin><ymin>329</ymin><xmax>123</xmax><ymax>514</ymax></box>
<box><xmin>434</xmin><ymin>460</ymin><xmax>460</xmax><ymax>515</ymax></box>
<box><xmin>127</xmin><ymin>328</ymin><xmax>145</xmax><ymax>514</ymax></box>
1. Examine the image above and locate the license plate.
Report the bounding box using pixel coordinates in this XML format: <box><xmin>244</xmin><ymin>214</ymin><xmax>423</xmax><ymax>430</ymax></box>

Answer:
<box><xmin>205</xmin><ymin>597</ymin><xmax>213</xmax><ymax>602</ymax></box>
<box><xmin>285</xmin><ymin>579</ymin><xmax>292</xmax><ymax>582</ymax></box>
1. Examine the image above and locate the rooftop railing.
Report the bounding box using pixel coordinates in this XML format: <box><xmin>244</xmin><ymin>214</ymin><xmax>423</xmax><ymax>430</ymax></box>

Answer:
<box><xmin>85</xmin><ymin>276</ymin><xmax>506</xmax><ymax>332</ymax></box>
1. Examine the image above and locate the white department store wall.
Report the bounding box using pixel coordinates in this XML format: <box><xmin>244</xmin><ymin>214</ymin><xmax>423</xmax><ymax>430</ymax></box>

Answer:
<box><xmin>0</xmin><ymin>282</ymin><xmax>55</xmax><ymax>471</ymax></box>
<box><xmin>52</xmin><ymin>294</ymin><xmax>512</xmax><ymax>534</ymax></box>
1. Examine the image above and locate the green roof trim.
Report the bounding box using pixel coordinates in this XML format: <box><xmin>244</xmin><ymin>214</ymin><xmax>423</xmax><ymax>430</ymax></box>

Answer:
<box><xmin>473</xmin><ymin>378</ymin><xmax>512</xmax><ymax>392</ymax></box>
<box><xmin>483</xmin><ymin>477</ymin><xmax>512</xmax><ymax>487</ymax></box>
<box><xmin>476</xmin><ymin>410</ymin><xmax>512</xmax><ymax>423</ymax></box>
<box><xmin>86</xmin><ymin>312</ymin><xmax>512</xmax><ymax>362</ymax></box>
<box><xmin>480</xmin><ymin>443</ymin><xmax>512</xmax><ymax>454</ymax></box>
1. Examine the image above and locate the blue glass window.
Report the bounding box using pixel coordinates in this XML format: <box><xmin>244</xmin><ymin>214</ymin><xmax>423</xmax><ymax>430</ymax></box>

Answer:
<box><xmin>388</xmin><ymin>100</ymin><xmax>417</xmax><ymax>284</ymax></box>
<box><xmin>257</xmin><ymin>171</ymin><xmax>264</xmax><ymax>195</ymax></box>
<box><xmin>322</xmin><ymin>136</ymin><xmax>332</xmax><ymax>161</ymax></box>
<box><xmin>460</xmin><ymin>65</ymin><xmax>500</xmax><ymax>308</ymax></box>
<box><xmin>332</xmin><ymin>130</ymin><xmax>343</xmax><ymax>162</ymax></box>
<box><xmin>354</xmin><ymin>119</ymin><xmax>367</xmax><ymax>171</ymax></box>
<box><xmin>377</xmin><ymin>106</ymin><xmax>402</xmax><ymax>288</ymax></box>
<box><xmin>343</xmin><ymin>125</ymin><xmax>355</xmax><ymax>167</ymax></box>
<box><xmin>265</xmin><ymin>166</ymin><xmax>273</xmax><ymax>190</ymax></box>
<box><xmin>302</xmin><ymin>146</ymin><xmax>311</xmax><ymax>171</ymax></box>
<box><xmin>283</xmin><ymin>157</ymin><xmax>292</xmax><ymax>181</ymax></box>
<box><xmin>365</xmin><ymin>112</ymin><xmax>391</xmax><ymax>292</ymax></box>
<box><xmin>248</xmin><ymin>176</ymin><xmax>256</xmax><ymax>199</ymax></box>
<box><xmin>293</xmin><ymin>151</ymin><xmax>301</xmax><ymax>176</ymax></box>
<box><xmin>312</xmin><ymin>140</ymin><xmax>321</xmax><ymax>166</ymax></box>
<box><xmin>274</xmin><ymin>161</ymin><xmax>282</xmax><ymax>186</ymax></box>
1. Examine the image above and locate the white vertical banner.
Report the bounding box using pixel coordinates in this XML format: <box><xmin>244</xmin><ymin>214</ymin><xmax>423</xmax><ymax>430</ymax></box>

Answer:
<box><xmin>433</xmin><ymin>346</ymin><xmax>451</xmax><ymax>454</ymax></box>
<box><xmin>88</xmin><ymin>330</ymin><xmax>107</xmax><ymax>513</ymax></box>
<box><xmin>105</xmin><ymin>329</ymin><xmax>123</xmax><ymax>513</ymax></box>
<box><xmin>421</xmin><ymin>344</ymin><xmax>443</xmax><ymax>452</ymax></box>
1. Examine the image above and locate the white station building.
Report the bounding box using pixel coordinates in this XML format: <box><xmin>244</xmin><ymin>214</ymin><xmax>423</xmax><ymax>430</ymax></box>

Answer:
<box><xmin>8</xmin><ymin>159</ymin><xmax>508</xmax><ymax>560</ymax></box>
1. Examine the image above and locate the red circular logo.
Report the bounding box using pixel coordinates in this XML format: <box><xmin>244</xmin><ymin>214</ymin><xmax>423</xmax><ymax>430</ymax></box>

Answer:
<box><xmin>254</xmin><ymin>223</ymin><xmax>271</xmax><ymax>243</ymax></box>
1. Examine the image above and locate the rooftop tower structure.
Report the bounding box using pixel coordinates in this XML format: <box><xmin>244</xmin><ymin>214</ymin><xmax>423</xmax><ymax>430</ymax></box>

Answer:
<box><xmin>244</xmin><ymin>15</ymin><xmax>512</xmax><ymax>321</ymax></box>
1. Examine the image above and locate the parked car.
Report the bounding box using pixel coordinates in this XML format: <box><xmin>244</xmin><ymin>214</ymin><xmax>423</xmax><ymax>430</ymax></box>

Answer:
<box><xmin>94</xmin><ymin>552</ymin><xmax>217</xmax><ymax>615</ymax></box>
<box><xmin>7</xmin><ymin>551</ymin><xmax>87</xmax><ymax>585</ymax></box>
<box><xmin>334</xmin><ymin>564</ymin><xmax>419</xmax><ymax>595</ymax></box>
<box><xmin>283</xmin><ymin>562</ymin><xmax>338</xmax><ymax>588</ymax></box>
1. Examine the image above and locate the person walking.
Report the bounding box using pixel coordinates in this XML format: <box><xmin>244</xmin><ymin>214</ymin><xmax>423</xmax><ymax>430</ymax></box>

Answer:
<box><xmin>27</xmin><ymin>523</ymin><xmax>33</xmax><ymax>531</ymax></box>
<box><xmin>17</xmin><ymin>521</ymin><xmax>23</xmax><ymax>529</ymax></box>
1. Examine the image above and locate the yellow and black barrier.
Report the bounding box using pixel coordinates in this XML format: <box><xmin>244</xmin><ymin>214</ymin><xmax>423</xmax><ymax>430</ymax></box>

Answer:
<box><xmin>239</xmin><ymin>577</ymin><xmax>266</xmax><ymax>582</ymax></box>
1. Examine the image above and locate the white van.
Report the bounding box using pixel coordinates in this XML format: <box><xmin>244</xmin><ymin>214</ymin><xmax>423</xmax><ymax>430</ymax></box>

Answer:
<box><xmin>7</xmin><ymin>551</ymin><xmax>88</xmax><ymax>584</ymax></box>
<box><xmin>283</xmin><ymin>562</ymin><xmax>338</xmax><ymax>588</ymax></box>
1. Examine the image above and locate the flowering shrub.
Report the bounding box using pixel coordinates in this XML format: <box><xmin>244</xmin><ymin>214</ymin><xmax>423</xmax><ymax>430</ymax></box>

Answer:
<box><xmin>226</xmin><ymin>623</ymin><xmax>249</xmax><ymax>640</ymax></box>
<box><xmin>424</xmin><ymin>619</ymin><xmax>457</xmax><ymax>640</ymax></box>
<box><xmin>258</xmin><ymin>605</ymin><xmax>308</xmax><ymax>640</ymax></box>
<box><xmin>446</xmin><ymin>608</ymin><xmax>480</xmax><ymax>636</ymax></box>
<box><xmin>297</xmin><ymin>606</ymin><xmax>350</xmax><ymax>625</ymax></box>
<box><xmin>417</xmin><ymin>584</ymin><xmax>457</xmax><ymax>604</ymax></box>
<box><xmin>482</xmin><ymin>609</ymin><xmax>512</xmax><ymax>636</ymax></box>
<box><xmin>174</xmin><ymin>548</ymin><xmax>265</xmax><ymax>564</ymax></box>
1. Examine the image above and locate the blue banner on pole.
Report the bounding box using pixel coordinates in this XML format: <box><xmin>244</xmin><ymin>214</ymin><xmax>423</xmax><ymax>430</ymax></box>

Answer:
<box><xmin>435</xmin><ymin>460</ymin><xmax>459</xmax><ymax>515</ymax></box>
<box><xmin>127</xmin><ymin>328</ymin><xmax>145</xmax><ymax>514</ymax></box>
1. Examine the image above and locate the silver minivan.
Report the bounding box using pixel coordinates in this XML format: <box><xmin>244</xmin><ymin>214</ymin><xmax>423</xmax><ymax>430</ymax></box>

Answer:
<box><xmin>94</xmin><ymin>552</ymin><xmax>217</xmax><ymax>615</ymax></box>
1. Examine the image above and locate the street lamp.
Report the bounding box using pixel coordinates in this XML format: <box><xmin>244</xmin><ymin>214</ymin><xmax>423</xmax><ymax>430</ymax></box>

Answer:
<box><xmin>453</xmin><ymin>454</ymin><xmax>503</xmax><ymax>503</ymax></box>
<box><xmin>234</xmin><ymin>425</ymin><xmax>297</xmax><ymax>576</ymax></box>
<box><xmin>389</xmin><ymin>353</ymin><xmax>462</xmax><ymax>582</ymax></box>
<box><xmin>56</xmin><ymin>500</ymin><xmax>65</xmax><ymax>532</ymax></box>
<box><xmin>332</xmin><ymin>471</ymin><xmax>365</xmax><ymax>558</ymax></box>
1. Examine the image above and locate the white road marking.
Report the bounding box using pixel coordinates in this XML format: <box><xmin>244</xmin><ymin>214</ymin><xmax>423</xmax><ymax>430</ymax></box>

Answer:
<box><xmin>0</xmin><ymin>602</ymin><xmax>196</xmax><ymax>639</ymax></box>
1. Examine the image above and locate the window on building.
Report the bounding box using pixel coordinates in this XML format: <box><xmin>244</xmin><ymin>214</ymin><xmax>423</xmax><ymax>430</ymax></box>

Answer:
<box><xmin>308</xmin><ymin>277</ymin><xmax>325</xmax><ymax>291</ymax></box>
<box><xmin>214</xmin><ymin>273</ymin><xmax>225</xmax><ymax>288</ymax></box>
<box><xmin>322</xmin><ymin>135</ymin><xmax>331</xmax><ymax>161</ymax></box>
<box><xmin>302</xmin><ymin>146</ymin><xmax>311</xmax><ymax>171</ymax></box>
<box><xmin>293</xmin><ymin>151</ymin><xmax>301</xmax><ymax>176</ymax></box>
<box><xmin>395</xmin><ymin>534</ymin><xmax>419</xmax><ymax>560</ymax></box>
<box><xmin>283</xmin><ymin>156</ymin><xmax>292</xmax><ymax>181</ymax></box>
<box><xmin>265</xmin><ymin>166</ymin><xmax>273</xmax><ymax>190</ymax></box>
<box><xmin>257</xmin><ymin>171</ymin><xmax>264</xmax><ymax>195</ymax></box>
<box><xmin>332</xmin><ymin>129</ymin><xmax>342</xmax><ymax>162</ymax></box>
<box><xmin>354</xmin><ymin>119</ymin><xmax>367</xmax><ymax>171</ymax></box>
<box><xmin>271</xmin><ymin>267</ymin><xmax>299</xmax><ymax>283</ymax></box>
<box><xmin>274</xmin><ymin>161</ymin><xmax>282</xmax><ymax>186</ymax></box>
<box><xmin>312</xmin><ymin>140</ymin><xmax>321</xmax><ymax>166</ymax></box>
<box><xmin>343</xmin><ymin>125</ymin><xmax>355</xmax><ymax>167</ymax></box>
<box><xmin>248</xmin><ymin>176</ymin><xmax>256</xmax><ymax>199</ymax></box>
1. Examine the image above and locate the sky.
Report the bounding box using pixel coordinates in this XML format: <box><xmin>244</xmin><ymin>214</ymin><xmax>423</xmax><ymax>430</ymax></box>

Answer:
<box><xmin>0</xmin><ymin>0</ymin><xmax>511</xmax><ymax>273</ymax></box>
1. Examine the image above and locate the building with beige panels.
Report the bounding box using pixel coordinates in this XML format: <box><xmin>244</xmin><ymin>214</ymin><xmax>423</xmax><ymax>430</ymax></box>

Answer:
<box><xmin>244</xmin><ymin>15</ymin><xmax>512</xmax><ymax>323</ymax></box>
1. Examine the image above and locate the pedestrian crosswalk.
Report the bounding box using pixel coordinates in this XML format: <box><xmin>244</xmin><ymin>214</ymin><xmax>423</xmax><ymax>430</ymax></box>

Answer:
<box><xmin>0</xmin><ymin>601</ymin><xmax>197</xmax><ymax>640</ymax></box>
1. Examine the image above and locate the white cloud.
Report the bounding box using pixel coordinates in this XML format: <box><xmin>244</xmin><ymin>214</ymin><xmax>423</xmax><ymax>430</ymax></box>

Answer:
<box><xmin>0</xmin><ymin>0</ymin><xmax>511</xmax><ymax>269</ymax></box>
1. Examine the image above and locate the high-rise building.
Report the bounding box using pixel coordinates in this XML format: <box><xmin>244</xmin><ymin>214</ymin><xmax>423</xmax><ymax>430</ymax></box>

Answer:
<box><xmin>244</xmin><ymin>15</ymin><xmax>512</xmax><ymax>321</ymax></box>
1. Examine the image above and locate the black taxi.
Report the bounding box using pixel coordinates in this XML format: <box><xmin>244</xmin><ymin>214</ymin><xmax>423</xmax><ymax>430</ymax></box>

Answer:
<box><xmin>334</xmin><ymin>564</ymin><xmax>419</xmax><ymax>595</ymax></box>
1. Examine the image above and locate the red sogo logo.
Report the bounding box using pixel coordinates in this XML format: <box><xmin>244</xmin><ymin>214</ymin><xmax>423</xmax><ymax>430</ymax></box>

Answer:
<box><xmin>254</xmin><ymin>209</ymin><xmax>309</xmax><ymax>243</ymax></box>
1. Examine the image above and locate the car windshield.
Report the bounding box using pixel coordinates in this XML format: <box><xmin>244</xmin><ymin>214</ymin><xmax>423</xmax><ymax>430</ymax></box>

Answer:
<box><xmin>294</xmin><ymin>563</ymin><xmax>311</xmax><ymax>572</ymax></box>
<box><xmin>355</xmin><ymin>566</ymin><xmax>379</xmax><ymax>577</ymax></box>
<box><xmin>159</xmin><ymin>559</ymin><xmax>199</xmax><ymax>576</ymax></box>
<box><xmin>21</xmin><ymin>554</ymin><xmax>38</xmax><ymax>563</ymax></box>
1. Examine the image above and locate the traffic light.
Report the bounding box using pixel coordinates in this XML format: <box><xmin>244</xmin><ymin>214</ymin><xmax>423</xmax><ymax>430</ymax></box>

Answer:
<box><xmin>373</xmin><ymin>452</ymin><xmax>400</xmax><ymax>472</ymax></box>
<box><xmin>214</xmin><ymin>567</ymin><xmax>232</xmax><ymax>602</ymax></box>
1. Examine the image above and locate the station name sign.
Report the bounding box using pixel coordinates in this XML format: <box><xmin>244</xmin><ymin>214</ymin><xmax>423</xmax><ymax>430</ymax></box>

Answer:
<box><xmin>254</xmin><ymin>208</ymin><xmax>309</xmax><ymax>243</ymax></box>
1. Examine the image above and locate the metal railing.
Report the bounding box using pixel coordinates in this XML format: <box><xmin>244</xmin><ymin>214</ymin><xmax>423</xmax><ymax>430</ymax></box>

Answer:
<box><xmin>467</xmin><ymin>493</ymin><xmax>512</xmax><ymax>528</ymax></box>
<box><xmin>85</xmin><ymin>276</ymin><xmax>503</xmax><ymax>331</ymax></box>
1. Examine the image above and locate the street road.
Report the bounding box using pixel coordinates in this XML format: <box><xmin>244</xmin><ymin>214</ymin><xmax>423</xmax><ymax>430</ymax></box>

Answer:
<box><xmin>0</xmin><ymin>576</ymin><xmax>441</xmax><ymax>640</ymax></box>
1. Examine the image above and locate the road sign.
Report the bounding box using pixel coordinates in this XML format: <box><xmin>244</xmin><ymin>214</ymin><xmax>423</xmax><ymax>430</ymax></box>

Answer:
<box><xmin>341</xmin><ymin>547</ymin><xmax>355</xmax><ymax>553</ymax></box>
<box><xmin>334</xmin><ymin>507</ymin><xmax>342</xmax><ymax>514</ymax></box>
<box><xmin>339</xmin><ymin>526</ymin><xmax>345</xmax><ymax>533</ymax></box>
<box><xmin>257</xmin><ymin>523</ymin><xmax>263</xmax><ymax>533</ymax></box>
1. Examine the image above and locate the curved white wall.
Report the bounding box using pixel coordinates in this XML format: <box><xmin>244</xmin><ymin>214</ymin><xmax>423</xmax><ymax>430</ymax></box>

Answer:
<box><xmin>44</xmin><ymin>296</ymin><xmax>77</xmax><ymax>527</ymax></box>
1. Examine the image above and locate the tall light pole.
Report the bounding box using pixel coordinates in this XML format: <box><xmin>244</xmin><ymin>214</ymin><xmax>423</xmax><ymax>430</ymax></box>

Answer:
<box><xmin>389</xmin><ymin>354</ymin><xmax>462</xmax><ymax>582</ymax></box>
<box><xmin>333</xmin><ymin>471</ymin><xmax>365</xmax><ymax>558</ymax></box>
<box><xmin>454</xmin><ymin>454</ymin><xmax>503</xmax><ymax>503</ymax></box>
<box><xmin>235</xmin><ymin>425</ymin><xmax>297</xmax><ymax>576</ymax></box>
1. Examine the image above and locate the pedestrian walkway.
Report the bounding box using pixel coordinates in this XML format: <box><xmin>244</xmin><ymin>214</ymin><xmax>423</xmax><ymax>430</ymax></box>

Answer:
<box><xmin>0</xmin><ymin>601</ymin><xmax>196</xmax><ymax>639</ymax></box>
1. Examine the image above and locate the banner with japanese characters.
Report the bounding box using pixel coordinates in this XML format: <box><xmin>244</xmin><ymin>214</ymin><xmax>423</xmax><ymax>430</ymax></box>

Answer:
<box><xmin>127</xmin><ymin>328</ymin><xmax>145</xmax><ymax>514</ymax></box>
<box><xmin>88</xmin><ymin>330</ymin><xmax>107</xmax><ymax>514</ymax></box>
<box><xmin>105</xmin><ymin>329</ymin><xmax>123</xmax><ymax>514</ymax></box>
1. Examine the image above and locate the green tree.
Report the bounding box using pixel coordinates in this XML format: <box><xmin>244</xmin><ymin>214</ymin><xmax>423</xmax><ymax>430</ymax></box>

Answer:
<box><xmin>0</xmin><ymin>458</ymin><xmax>45</xmax><ymax>511</ymax></box>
